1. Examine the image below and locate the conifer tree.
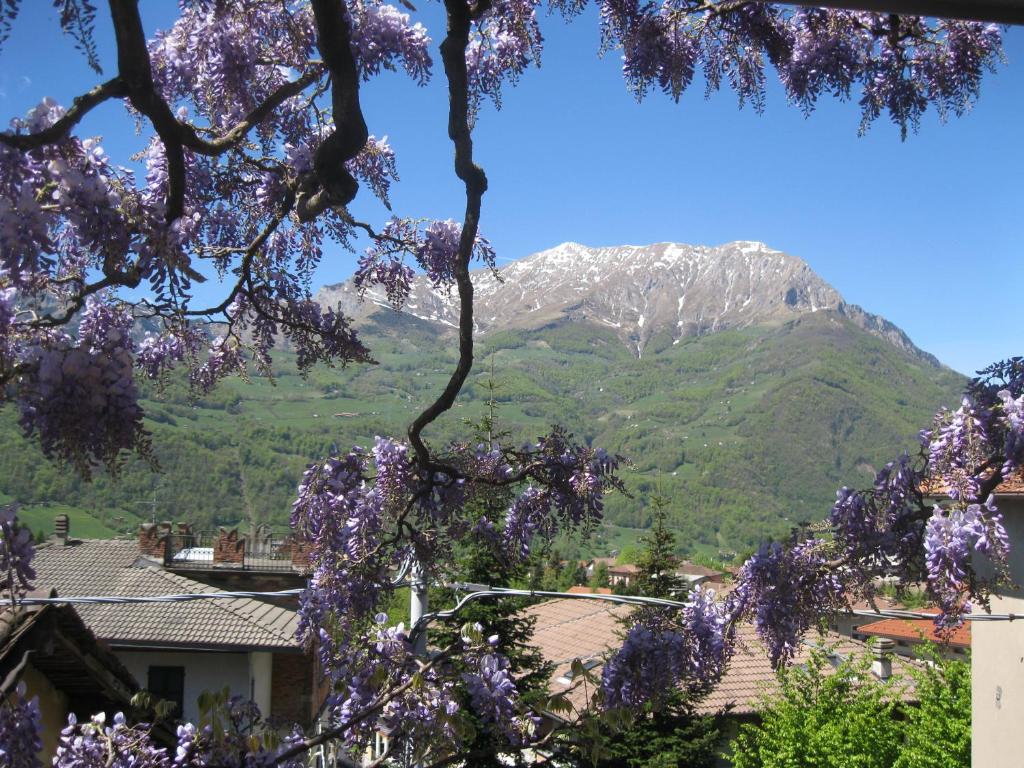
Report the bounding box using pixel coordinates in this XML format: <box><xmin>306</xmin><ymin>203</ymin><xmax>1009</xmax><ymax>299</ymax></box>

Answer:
<box><xmin>635</xmin><ymin>495</ymin><xmax>684</xmax><ymax>599</ymax></box>
<box><xmin>432</xmin><ymin>369</ymin><xmax>554</xmax><ymax>766</ymax></box>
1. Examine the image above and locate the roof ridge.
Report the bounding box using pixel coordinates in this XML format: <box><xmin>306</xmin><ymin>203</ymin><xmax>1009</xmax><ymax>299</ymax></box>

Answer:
<box><xmin>146</xmin><ymin>568</ymin><xmax>298</xmax><ymax>646</ymax></box>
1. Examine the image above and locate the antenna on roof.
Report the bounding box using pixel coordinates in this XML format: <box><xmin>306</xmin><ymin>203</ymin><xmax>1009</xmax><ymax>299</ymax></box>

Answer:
<box><xmin>134</xmin><ymin>488</ymin><xmax>160</xmax><ymax>524</ymax></box>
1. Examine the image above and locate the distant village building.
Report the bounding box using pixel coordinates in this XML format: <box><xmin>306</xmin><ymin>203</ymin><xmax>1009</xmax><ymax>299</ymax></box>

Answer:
<box><xmin>674</xmin><ymin>561</ymin><xmax>729</xmax><ymax>587</ymax></box>
<box><xmin>853</xmin><ymin>612</ymin><xmax>970</xmax><ymax>661</ymax></box>
<box><xmin>607</xmin><ymin>563</ymin><xmax>639</xmax><ymax>587</ymax></box>
<box><xmin>31</xmin><ymin>519</ymin><xmax>322</xmax><ymax>727</ymax></box>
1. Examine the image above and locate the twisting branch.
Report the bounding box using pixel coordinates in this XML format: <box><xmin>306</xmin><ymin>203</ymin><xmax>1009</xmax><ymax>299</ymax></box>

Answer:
<box><xmin>296</xmin><ymin>0</ymin><xmax>370</xmax><ymax>222</ymax></box>
<box><xmin>108</xmin><ymin>0</ymin><xmax>188</xmax><ymax>223</ymax></box>
<box><xmin>407</xmin><ymin>0</ymin><xmax>490</xmax><ymax>470</ymax></box>
<box><xmin>181</xmin><ymin>189</ymin><xmax>298</xmax><ymax>318</ymax></box>
<box><xmin>0</xmin><ymin>77</ymin><xmax>127</xmax><ymax>149</ymax></box>
<box><xmin>186</xmin><ymin>67</ymin><xmax>326</xmax><ymax>155</ymax></box>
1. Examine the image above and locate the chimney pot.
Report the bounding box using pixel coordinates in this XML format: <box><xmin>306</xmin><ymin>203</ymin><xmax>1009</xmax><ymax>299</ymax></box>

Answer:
<box><xmin>871</xmin><ymin>637</ymin><xmax>896</xmax><ymax>680</ymax></box>
<box><xmin>54</xmin><ymin>514</ymin><xmax>70</xmax><ymax>544</ymax></box>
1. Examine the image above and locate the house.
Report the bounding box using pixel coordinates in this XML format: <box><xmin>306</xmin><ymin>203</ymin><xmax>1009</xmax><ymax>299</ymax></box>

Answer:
<box><xmin>606</xmin><ymin>563</ymin><xmax>639</xmax><ymax>587</ymax></box>
<box><xmin>826</xmin><ymin>595</ymin><xmax>905</xmax><ymax>638</ymax></box>
<box><xmin>674</xmin><ymin>561</ymin><xmax>728</xmax><ymax>586</ymax></box>
<box><xmin>31</xmin><ymin>520</ymin><xmax>322</xmax><ymax>728</ymax></box>
<box><xmin>932</xmin><ymin>468</ymin><xmax>1024</xmax><ymax>767</ymax></box>
<box><xmin>585</xmin><ymin>557</ymin><xmax>617</xmax><ymax>580</ymax></box>
<box><xmin>522</xmin><ymin>597</ymin><xmax>919</xmax><ymax>762</ymax></box>
<box><xmin>0</xmin><ymin>588</ymin><xmax>142</xmax><ymax>759</ymax></box>
<box><xmin>853</xmin><ymin>611</ymin><xmax>970</xmax><ymax>660</ymax></box>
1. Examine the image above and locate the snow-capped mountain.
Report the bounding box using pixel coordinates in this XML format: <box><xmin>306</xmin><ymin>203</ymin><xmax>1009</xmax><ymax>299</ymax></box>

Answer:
<box><xmin>316</xmin><ymin>240</ymin><xmax>934</xmax><ymax>362</ymax></box>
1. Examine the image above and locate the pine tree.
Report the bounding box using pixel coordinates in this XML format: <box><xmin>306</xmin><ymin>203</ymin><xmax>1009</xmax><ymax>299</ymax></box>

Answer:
<box><xmin>431</xmin><ymin>367</ymin><xmax>554</xmax><ymax>766</ymax></box>
<box><xmin>635</xmin><ymin>495</ymin><xmax>684</xmax><ymax>599</ymax></box>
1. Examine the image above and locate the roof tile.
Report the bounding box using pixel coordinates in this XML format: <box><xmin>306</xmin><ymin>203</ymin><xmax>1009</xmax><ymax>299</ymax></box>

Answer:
<box><xmin>32</xmin><ymin>539</ymin><xmax>300</xmax><ymax>650</ymax></box>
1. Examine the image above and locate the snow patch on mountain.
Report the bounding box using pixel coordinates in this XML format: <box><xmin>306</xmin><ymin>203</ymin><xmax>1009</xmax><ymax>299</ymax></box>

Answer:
<box><xmin>316</xmin><ymin>240</ymin><xmax>935</xmax><ymax>363</ymax></box>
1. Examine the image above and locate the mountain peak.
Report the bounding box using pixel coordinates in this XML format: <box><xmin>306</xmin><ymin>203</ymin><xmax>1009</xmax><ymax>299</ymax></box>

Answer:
<box><xmin>316</xmin><ymin>240</ymin><xmax>935</xmax><ymax>364</ymax></box>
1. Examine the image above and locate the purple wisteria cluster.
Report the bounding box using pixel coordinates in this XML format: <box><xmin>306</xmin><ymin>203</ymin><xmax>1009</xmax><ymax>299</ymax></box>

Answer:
<box><xmin>725</xmin><ymin>361</ymin><xmax>1023</xmax><ymax>663</ymax></box>
<box><xmin>357</xmin><ymin>217</ymin><xmax>498</xmax><ymax>307</ymax></box>
<box><xmin>924</xmin><ymin>496</ymin><xmax>1008</xmax><ymax>625</ymax></box>
<box><xmin>574</xmin><ymin>2</ymin><xmax>1003</xmax><ymax>137</ymax></box>
<box><xmin>602</xmin><ymin>585</ymin><xmax>731</xmax><ymax>709</ymax></box>
<box><xmin>730</xmin><ymin>538</ymin><xmax>845</xmax><ymax>668</ymax></box>
<box><xmin>15</xmin><ymin>297</ymin><xmax>150</xmax><ymax>476</ymax></box>
<box><xmin>461</xmin><ymin>627</ymin><xmax>539</xmax><ymax>746</ymax></box>
<box><xmin>288</xmin><ymin>429</ymin><xmax>619</xmax><ymax>755</ymax></box>
<box><xmin>0</xmin><ymin>682</ymin><xmax>40</xmax><ymax>768</ymax></box>
<box><xmin>0</xmin><ymin>504</ymin><xmax>35</xmax><ymax>600</ymax></box>
<box><xmin>48</xmin><ymin>703</ymin><xmax>306</xmax><ymax>768</ymax></box>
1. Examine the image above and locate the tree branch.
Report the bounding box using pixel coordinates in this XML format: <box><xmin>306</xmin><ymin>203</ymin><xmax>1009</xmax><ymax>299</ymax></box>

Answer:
<box><xmin>296</xmin><ymin>0</ymin><xmax>370</xmax><ymax>222</ymax></box>
<box><xmin>108</xmin><ymin>0</ymin><xmax>189</xmax><ymax>223</ymax></box>
<box><xmin>407</xmin><ymin>0</ymin><xmax>489</xmax><ymax>470</ymax></box>
<box><xmin>0</xmin><ymin>77</ymin><xmax>127</xmax><ymax>149</ymax></box>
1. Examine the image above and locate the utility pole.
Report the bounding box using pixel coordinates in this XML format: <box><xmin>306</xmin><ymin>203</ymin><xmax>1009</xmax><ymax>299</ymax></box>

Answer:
<box><xmin>409</xmin><ymin>559</ymin><xmax>428</xmax><ymax>656</ymax></box>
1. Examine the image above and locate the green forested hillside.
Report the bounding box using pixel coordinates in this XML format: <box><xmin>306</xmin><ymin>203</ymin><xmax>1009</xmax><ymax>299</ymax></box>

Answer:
<box><xmin>0</xmin><ymin>309</ymin><xmax>964</xmax><ymax>558</ymax></box>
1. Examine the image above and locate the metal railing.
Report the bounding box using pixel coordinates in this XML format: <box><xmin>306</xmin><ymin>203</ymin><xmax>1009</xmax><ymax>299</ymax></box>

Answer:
<box><xmin>163</xmin><ymin>529</ymin><xmax>304</xmax><ymax>572</ymax></box>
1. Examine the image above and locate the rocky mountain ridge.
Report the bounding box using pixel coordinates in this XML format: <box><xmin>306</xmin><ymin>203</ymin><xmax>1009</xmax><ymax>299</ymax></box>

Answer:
<box><xmin>316</xmin><ymin>240</ymin><xmax>937</xmax><ymax>364</ymax></box>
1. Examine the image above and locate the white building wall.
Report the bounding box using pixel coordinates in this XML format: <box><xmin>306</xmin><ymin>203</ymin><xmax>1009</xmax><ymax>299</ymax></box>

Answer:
<box><xmin>115</xmin><ymin>649</ymin><xmax>250</xmax><ymax>724</ymax></box>
<box><xmin>973</xmin><ymin>495</ymin><xmax>1024</xmax><ymax>768</ymax></box>
<box><xmin>249</xmin><ymin>651</ymin><xmax>273</xmax><ymax>718</ymax></box>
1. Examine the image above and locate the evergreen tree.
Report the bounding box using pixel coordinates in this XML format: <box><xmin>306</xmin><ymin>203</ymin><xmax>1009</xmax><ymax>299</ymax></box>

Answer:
<box><xmin>431</xmin><ymin>370</ymin><xmax>554</xmax><ymax>766</ymax></box>
<box><xmin>597</xmin><ymin>689</ymin><xmax>719</xmax><ymax>768</ymax></box>
<box><xmin>635</xmin><ymin>495</ymin><xmax>684</xmax><ymax>599</ymax></box>
<box><xmin>590</xmin><ymin>561</ymin><xmax>610</xmax><ymax>589</ymax></box>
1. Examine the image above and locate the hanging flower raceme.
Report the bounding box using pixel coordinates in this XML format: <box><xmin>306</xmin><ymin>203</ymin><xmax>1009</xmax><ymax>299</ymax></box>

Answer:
<box><xmin>924</xmin><ymin>496</ymin><xmax>1009</xmax><ymax>626</ymax></box>
<box><xmin>0</xmin><ymin>682</ymin><xmax>41</xmax><ymax>768</ymax></box>
<box><xmin>0</xmin><ymin>504</ymin><xmax>35</xmax><ymax>597</ymax></box>
<box><xmin>358</xmin><ymin>217</ymin><xmax>498</xmax><ymax>309</ymax></box>
<box><xmin>461</xmin><ymin>627</ymin><xmax>538</xmax><ymax>746</ymax></box>
<box><xmin>730</xmin><ymin>538</ymin><xmax>846</xmax><ymax>669</ymax></box>
<box><xmin>602</xmin><ymin>585</ymin><xmax>732</xmax><ymax>710</ymax></box>
<box><xmin>16</xmin><ymin>297</ymin><xmax>150</xmax><ymax>477</ymax></box>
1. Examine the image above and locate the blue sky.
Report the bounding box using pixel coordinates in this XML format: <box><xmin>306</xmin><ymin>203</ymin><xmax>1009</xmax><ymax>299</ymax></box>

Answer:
<box><xmin>1</xmin><ymin>4</ymin><xmax>1021</xmax><ymax>376</ymax></box>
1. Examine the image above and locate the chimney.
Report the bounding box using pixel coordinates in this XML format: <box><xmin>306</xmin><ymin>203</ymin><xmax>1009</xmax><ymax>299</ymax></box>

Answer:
<box><xmin>138</xmin><ymin>522</ymin><xmax>170</xmax><ymax>562</ymax></box>
<box><xmin>289</xmin><ymin>537</ymin><xmax>311</xmax><ymax>572</ymax></box>
<box><xmin>53</xmin><ymin>514</ymin><xmax>70</xmax><ymax>544</ymax></box>
<box><xmin>871</xmin><ymin>637</ymin><xmax>895</xmax><ymax>680</ymax></box>
<box><xmin>213</xmin><ymin>527</ymin><xmax>245</xmax><ymax>565</ymax></box>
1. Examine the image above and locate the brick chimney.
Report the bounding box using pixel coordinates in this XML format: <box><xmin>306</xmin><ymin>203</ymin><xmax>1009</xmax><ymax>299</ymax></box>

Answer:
<box><xmin>138</xmin><ymin>522</ymin><xmax>171</xmax><ymax>561</ymax></box>
<box><xmin>871</xmin><ymin>637</ymin><xmax>895</xmax><ymax>680</ymax></box>
<box><xmin>213</xmin><ymin>527</ymin><xmax>245</xmax><ymax>565</ymax></box>
<box><xmin>289</xmin><ymin>538</ymin><xmax>311</xmax><ymax>572</ymax></box>
<box><xmin>53</xmin><ymin>514</ymin><xmax>70</xmax><ymax>545</ymax></box>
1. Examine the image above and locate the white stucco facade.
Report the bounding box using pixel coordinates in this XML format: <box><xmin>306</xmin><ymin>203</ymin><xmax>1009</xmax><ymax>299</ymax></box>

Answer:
<box><xmin>115</xmin><ymin>649</ymin><xmax>273</xmax><ymax>724</ymax></box>
<box><xmin>972</xmin><ymin>493</ymin><xmax>1024</xmax><ymax>767</ymax></box>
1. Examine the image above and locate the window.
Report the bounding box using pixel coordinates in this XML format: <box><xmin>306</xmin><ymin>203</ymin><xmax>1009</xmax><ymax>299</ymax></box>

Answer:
<box><xmin>148</xmin><ymin>666</ymin><xmax>185</xmax><ymax>718</ymax></box>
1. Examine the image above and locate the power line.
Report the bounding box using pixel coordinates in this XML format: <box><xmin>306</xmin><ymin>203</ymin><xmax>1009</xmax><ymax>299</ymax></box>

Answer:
<box><xmin>3</xmin><ymin>585</ymin><xmax>1021</xmax><ymax>622</ymax></box>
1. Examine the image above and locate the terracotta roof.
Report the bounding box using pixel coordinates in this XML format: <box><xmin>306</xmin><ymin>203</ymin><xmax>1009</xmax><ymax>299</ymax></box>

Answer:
<box><xmin>32</xmin><ymin>539</ymin><xmax>300</xmax><ymax>651</ymax></box>
<box><xmin>522</xmin><ymin>598</ymin><xmax>919</xmax><ymax>720</ymax></box>
<box><xmin>523</xmin><ymin>598</ymin><xmax>631</xmax><ymax>714</ymax></box>
<box><xmin>698</xmin><ymin>624</ymin><xmax>919</xmax><ymax>716</ymax></box>
<box><xmin>921</xmin><ymin>467</ymin><xmax>1024</xmax><ymax>496</ymax></box>
<box><xmin>855</xmin><ymin>616</ymin><xmax>970</xmax><ymax>649</ymax></box>
<box><xmin>608</xmin><ymin>564</ymin><xmax>640</xmax><ymax>574</ymax></box>
<box><xmin>566</xmin><ymin>586</ymin><xmax>613</xmax><ymax>595</ymax></box>
<box><xmin>676</xmin><ymin>561</ymin><xmax>727</xmax><ymax>579</ymax></box>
